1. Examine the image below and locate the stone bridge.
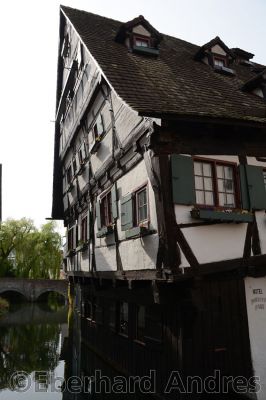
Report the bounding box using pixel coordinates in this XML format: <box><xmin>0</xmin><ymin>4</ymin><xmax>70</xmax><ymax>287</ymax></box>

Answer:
<box><xmin>0</xmin><ymin>278</ymin><xmax>68</xmax><ymax>302</ymax></box>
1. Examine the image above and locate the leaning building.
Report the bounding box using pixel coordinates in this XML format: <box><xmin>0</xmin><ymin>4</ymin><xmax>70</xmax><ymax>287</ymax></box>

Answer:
<box><xmin>52</xmin><ymin>6</ymin><xmax>266</xmax><ymax>398</ymax></box>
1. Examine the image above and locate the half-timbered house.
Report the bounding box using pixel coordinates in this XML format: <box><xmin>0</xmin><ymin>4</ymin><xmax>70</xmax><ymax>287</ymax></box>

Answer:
<box><xmin>52</xmin><ymin>6</ymin><xmax>266</xmax><ymax>398</ymax></box>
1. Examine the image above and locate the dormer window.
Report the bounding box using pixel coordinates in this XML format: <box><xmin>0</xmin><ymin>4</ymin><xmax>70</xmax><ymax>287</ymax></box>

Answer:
<box><xmin>195</xmin><ymin>36</ymin><xmax>235</xmax><ymax>76</ymax></box>
<box><xmin>134</xmin><ymin>36</ymin><xmax>150</xmax><ymax>48</ymax></box>
<box><xmin>213</xmin><ymin>56</ymin><xmax>227</xmax><ymax>68</ymax></box>
<box><xmin>115</xmin><ymin>15</ymin><xmax>162</xmax><ymax>57</ymax></box>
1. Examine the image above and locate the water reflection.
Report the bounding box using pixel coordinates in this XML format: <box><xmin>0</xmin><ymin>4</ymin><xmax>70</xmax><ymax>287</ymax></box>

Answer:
<box><xmin>0</xmin><ymin>303</ymin><xmax>67</xmax><ymax>395</ymax></box>
<box><xmin>0</xmin><ymin>303</ymin><xmax>148</xmax><ymax>399</ymax></box>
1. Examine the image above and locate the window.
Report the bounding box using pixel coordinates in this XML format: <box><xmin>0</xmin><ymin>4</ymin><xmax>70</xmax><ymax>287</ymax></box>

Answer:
<box><xmin>135</xmin><ymin>37</ymin><xmax>150</xmax><ymax>48</ymax></box>
<box><xmin>96</xmin><ymin>185</ymin><xmax>118</xmax><ymax>237</ymax></box>
<box><xmin>194</xmin><ymin>159</ymin><xmax>237</xmax><ymax>208</ymax></box>
<box><xmin>78</xmin><ymin>142</ymin><xmax>87</xmax><ymax>165</ymax></box>
<box><xmin>81</xmin><ymin>215</ymin><xmax>88</xmax><ymax>242</ymax></box>
<box><xmin>214</xmin><ymin>57</ymin><xmax>226</xmax><ymax>67</ymax></box>
<box><xmin>118</xmin><ymin>302</ymin><xmax>129</xmax><ymax>336</ymax></box>
<box><xmin>120</xmin><ymin>185</ymin><xmax>149</xmax><ymax>233</ymax></box>
<box><xmin>67</xmin><ymin>228</ymin><xmax>74</xmax><ymax>251</ymax></box>
<box><xmin>100</xmin><ymin>192</ymin><xmax>113</xmax><ymax>227</ymax></box>
<box><xmin>93</xmin><ymin>114</ymin><xmax>104</xmax><ymax>140</ymax></box>
<box><xmin>135</xmin><ymin>187</ymin><xmax>148</xmax><ymax>225</ymax></box>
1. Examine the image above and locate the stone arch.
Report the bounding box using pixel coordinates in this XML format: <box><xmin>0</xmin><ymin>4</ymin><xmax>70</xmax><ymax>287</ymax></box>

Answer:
<box><xmin>0</xmin><ymin>288</ymin><xmax>29</xmax><ymax>302</ymax></box>
<box><xmin>35</xmin><ymin>289</ymin><xmax>67</xmax><ymax>302</ymax></box>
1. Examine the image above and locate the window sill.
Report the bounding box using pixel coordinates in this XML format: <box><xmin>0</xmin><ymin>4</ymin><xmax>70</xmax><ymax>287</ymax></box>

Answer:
<box><xmin>214</xmin><ymin>65</ymin><xmax>235</xmax><ymax>76</ymax></box>
<box><xmin>132</xmin><ymin>46</ymin><xmax>159</xmax><ymax>56</ymax></box>
<box><xmin>90</xmin><ymin>139</ymin><xmax>101</xmax><ymax>154</ymax></box>
<box><xmin>97</xmin><ymin>225</ymin><xmax>114</xmax><ymax>238</ymax></box>
<box><xmin>125</xmin><ymin>226</ymin><xmax>151</xmax><ymax>239</ymax></box>
<box><xmin>190</xmin><ymin>208</ymin><xmax>253</xmax><ymax>223</ymax></box>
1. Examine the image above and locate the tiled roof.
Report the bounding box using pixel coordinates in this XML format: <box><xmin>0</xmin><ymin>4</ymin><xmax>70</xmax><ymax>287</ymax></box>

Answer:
<box><xmin>61</xmin><ymin>6</ymin><xmax>266</xmax><ymax>124</ymax></box>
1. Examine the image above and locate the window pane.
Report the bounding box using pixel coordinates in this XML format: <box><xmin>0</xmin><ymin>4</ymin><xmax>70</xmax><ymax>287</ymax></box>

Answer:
<box><xmin>216</xmin><ymin>165</ymin><xmax>223</xmax><ymax>179</ymax></box>
<box><xmin>195</xmin><ymin>176</ymin><xmax>203</xmax><ymax>190</ymax></box>
<box><xmin>194</xmin><ymin>162</ymin><xmax>202</xmax><ymax>175</ymax></box>
<box><xmin>218</xmin><ymin>178</ymin><xmax>225</xmax><ymax>192</ymax></box>
<box><xmin>205</xmin><ymin>191</ymin><xmax>214</xmax><ymax>205</ymax></box>
<box><xmin>138</xmin><ymin>189</ymin><xmax>147</xmax><ymax>206</ymax></box>
<box><xmin>225</xmin><ymin>194</ymin><xmax>235</xmax><ymax>208</ymax></box>
<box><xmin>219</xmin><ymin>192</ymin><xmax>226</xmax><ymax>206</ymax></box>
<box><xmin>196</xmin><ymin>190</ymin><xmax>204</xmax><ymax>204</ymax></box>
<box><xmin>203</xmin><ymin>163</ymin><xmax>212</xmax><ymax>177</ymax></box>
<box><xmin>224</xmin><ymin>166</ymin><xmax>233</xmax><ymax>180</ymax></box>
<box><xmin>204</xmin><ymin>177</ymin><xmax>213</xmax><ymax>191</ymax></box>
<box><xmin>224</xmin><ymin>179</ymin><xmax>234</xmax><ymax>192</ymax></box>
<box><xmin>139</xmin><ymin>206</ymin><xmax>147</xmax><ymax>222</ymax></box>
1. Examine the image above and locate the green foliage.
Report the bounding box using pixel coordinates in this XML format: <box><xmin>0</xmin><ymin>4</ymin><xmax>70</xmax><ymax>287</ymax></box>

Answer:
<box><xmin>0</xmin><ymin>297</ymin><xmax>9</xmax><ymax>316</ymax></box>
<box><xmin>0</xmin><ymin>219</ymin><xmax>62</xmax><ymax>279</ymax></box>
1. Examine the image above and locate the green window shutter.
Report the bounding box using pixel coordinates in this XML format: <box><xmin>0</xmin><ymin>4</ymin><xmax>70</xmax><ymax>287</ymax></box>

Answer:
<box><xmin>111</xmin><ymin>184</ymin><xmax>118</xmax><ymax>220</ymax></box>
<box><xmin>96</xmin><ymin>201</ymin><xmax>102</xmax><ymax>230</ymax></box>
<box><xmin>246</xmin><ymin>165</ymin><xmax>266</xmax><ymax>210</ymax></box>
<box><xmin>239</xmin><ymin>165</ymin><xmax>250</xmax><ymax>210</ymax></box>
<box><xmin>171</xmin><ymin>155</ymin><xmax>196</xmax><ymax>205</ymax></box>
<box><xmin>121</xmin><ymin>194</ymin><xmax>133</xmax><ymax>231</ymax></box>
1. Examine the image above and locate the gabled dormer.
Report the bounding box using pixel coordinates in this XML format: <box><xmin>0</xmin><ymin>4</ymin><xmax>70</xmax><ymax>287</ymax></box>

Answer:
<box><xmin>115</xmin><ymin>15</ymin><xmax>162</xmax><ymax>56</ymax></box>
<box><xmin>242</xmin><ymin>69</ymin><xmax>266</xmax><ymax>100</ymax></box>
<box><xmin>194</xmin><ymin>36</ymin><xmax>236</xmax><ymax>76</ymax></box>
<box><xmin>231</xmin><ymin>47</ymin><xmax>254</xmax><ymax>66</ymax></box>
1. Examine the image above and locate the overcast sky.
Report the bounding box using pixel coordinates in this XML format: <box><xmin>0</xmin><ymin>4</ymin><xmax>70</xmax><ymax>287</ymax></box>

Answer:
<box><xmin>0</xmin><ymin>0</ymin><xmax>265</xmax><ymax>232</ymax></box>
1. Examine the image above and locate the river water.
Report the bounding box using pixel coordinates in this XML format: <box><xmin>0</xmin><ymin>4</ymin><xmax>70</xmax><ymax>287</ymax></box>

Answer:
<box><xmin>0</xmin><ymin>303</ymin><xmax>150</xmax><ymax>400</ymax></box>
<box><xmin>0</xmin><ymin>303</ymin><xmax>67</xmax><ymax>400</ymax></box>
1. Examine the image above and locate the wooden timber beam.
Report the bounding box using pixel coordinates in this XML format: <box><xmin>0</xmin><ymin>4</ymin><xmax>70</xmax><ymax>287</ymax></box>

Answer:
<box><xmin>147</xmin><ymin>121</ymin><xmax>266</xmax><ymax>157</ymax></box>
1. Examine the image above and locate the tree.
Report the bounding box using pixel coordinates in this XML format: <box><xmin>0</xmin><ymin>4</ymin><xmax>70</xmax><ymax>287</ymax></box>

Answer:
<box><xmin>0</xmin><ymin>219</ymin><xmax>62</xmax><ymax>279</ymax></box>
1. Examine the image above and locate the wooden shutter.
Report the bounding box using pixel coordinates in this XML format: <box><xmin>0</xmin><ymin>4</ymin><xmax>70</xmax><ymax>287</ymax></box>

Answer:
<box><xmin>121</xmin><ymin>194</ymin><xmax>133</xmax><ymax>231</ymax></box>
<box><xmin>96</xmin><ymin>201</ymin><xmax>102</xmax><ymax>231</ymax></box>
<box><xmin>171</xmin><ymin>155</ymin><xmax>196</xmax><ymax>205</ymax></box>
<box><xmin>239</xmin><ymin>165</ymin><xmax>250</xmax><ymax>210</ymax></box>
<box><xmin>111</xmin><ymin>184</ymin><xmax>118</xmax><ymax>220</ymax></box>
<box><xmin>247</xmin><ymin>165</ymin><xmax>266</xmax><ymax>210</ymax></box>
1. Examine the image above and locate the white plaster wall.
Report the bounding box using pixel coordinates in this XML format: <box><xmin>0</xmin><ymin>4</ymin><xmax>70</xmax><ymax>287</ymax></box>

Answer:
<box><xmin>111</xmin><ymin>91</ymin><xmax>143</xmax><ymax>144</ymax></box>
<box><xmin>245</xmin><ymin>277</ymin><xmax>266</xmax><ymax>399</ymax></box>
<box><xmin>247</xmin><ymin>157</ymin><xmax>266</xmax><ymax>167</ymax></box>
<box><xmin>119</xmin><ymin>234</ymin><xmax>158</xmax><ymax>270</ymax></box>
<box><xmin>77</xmin><ymin>165</ymin><xmax>89</xmax><ymax>191</ymax></box>
<box><xmin>252</xmin><ymin>88</ymin><xmax>264</xmax><ymax>98</ymax></box>
<box><xmin>255</xmin><ymin>211</ymin><xmax>266</xmax><ymax>255</ymax></box>
<box><xmin>117</xmin><ymin>159</ymin><xmax>158</xmax><ymax>238</ymax></box>
<box><xmin>79</xmin><ymin>250</ymin><xmax>90</xmax><ymax>272</ymax></box>
<box><xmin>132</xmin><ymin>25</ymin><xmax>151</xmax><ymax>37</ymax></box>
<box><xmin>181</xmin><ymin>224</ymin><xmax>247</xmax><ymax>266</ymax></box>
<box><xmin>95</xmin><ymin>245</ymin><xmax>117</xmax><ymax>271</ymax></box>
<box><xmin>211</xmin><ymin>44</ymin><xmax>227</xmax><ymax>56</ymax></box>
<box><xmin>94</xmin><ymin>159</ymin><xmax>159</xmax><ymax>271</ymax></box>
